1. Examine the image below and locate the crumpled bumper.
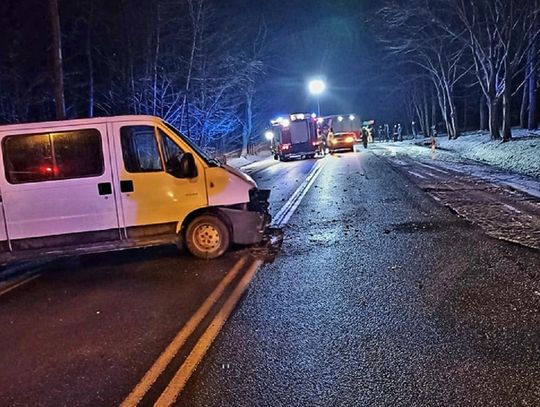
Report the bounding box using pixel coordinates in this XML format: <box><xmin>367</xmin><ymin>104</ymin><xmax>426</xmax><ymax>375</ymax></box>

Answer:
<box><xmin>220</xmin><ymin>188</ymin><xmax>271</xmax><ymax>245</ymax></box>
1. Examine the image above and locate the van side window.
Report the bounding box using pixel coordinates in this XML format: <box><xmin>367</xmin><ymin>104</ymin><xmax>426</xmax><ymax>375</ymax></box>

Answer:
<box><xmin>51</xmin><ymin>130</ymin><xmax>103</xmax><ymax>179</ymax></box>
<box><xmin>121</xmin><ymin>126</ymin><xmax>163</xmax><ymax>173</ymax></box>
<box><xmin>3</xmin><ymin>129</ymin><xmax>103</xmax><ymax>184</ymax></box>
<box><xmin>159</xmin><ymin>129</ymin><xmax>185</xmax><ymax>176</ymax></box>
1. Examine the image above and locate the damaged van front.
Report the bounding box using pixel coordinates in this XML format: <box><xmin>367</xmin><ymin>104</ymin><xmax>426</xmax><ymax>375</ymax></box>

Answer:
<box><xmin>0</xmin><ymin>115</ymin><xmax>270</xmax><ymax>264</ymax></box>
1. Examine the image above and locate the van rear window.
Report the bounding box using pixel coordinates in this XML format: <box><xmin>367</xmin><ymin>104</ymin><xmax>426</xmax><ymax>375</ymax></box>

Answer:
<box><xmin>3</xmin><ymin>129</ymin><xmax>104</xmax><ymax>184</ymax></box>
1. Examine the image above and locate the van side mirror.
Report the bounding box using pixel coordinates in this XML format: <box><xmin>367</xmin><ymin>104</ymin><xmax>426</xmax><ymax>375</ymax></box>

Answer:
<box><xmin>177</xmin><ymin>153</ymin><xmax>197</xmax><ymax>178</ymax></box>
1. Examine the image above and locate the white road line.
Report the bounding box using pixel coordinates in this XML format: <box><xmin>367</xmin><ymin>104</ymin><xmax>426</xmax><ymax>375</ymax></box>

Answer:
<box><xmin>272</xmin><ymin>158</ymin><xmax>328</xmax><ymax>227</ymax></box>
<box><xmin>120</xmin><ymin>257</ymin><xmax>248</xmax><ymax>407</ymax></box>
<box><xmin>0</xmin><ymin>274</ymin><xmax>41</xmax><ymax>297</ymax></box>
<box><xmin>154</xmin><ymin>259</ymin><xmax>264</xmax><ymax>407</ymax></box>
<box><xmin>407</xmin><ymin>171</ymin><xmax>427</xmax><ymax>180</ymax></box>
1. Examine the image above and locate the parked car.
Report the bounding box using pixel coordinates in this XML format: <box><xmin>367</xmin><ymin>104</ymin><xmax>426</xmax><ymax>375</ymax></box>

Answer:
<box><xmin>327</xmin><ymin>132</ymin><xmax>359</xmax><ymax>153</ymax></box>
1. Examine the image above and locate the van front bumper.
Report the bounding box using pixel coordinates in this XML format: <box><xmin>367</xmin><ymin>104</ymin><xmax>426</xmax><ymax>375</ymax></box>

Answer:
<box><xmin>220</xmin><ymin>208</ymin><xmax>268</xmax><ymax>245</ymax></box>
<box><xmin>220</xmin><ymin>188</ymin><xmax>271</xmax><ymax>245</ymax></box>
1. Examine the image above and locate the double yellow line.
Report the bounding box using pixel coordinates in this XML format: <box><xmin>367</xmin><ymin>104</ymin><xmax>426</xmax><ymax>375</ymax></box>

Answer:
<box><xmin>121</xmin><ymin>256</ymin><xmax>263</xmax><ymax>407</ymax></box>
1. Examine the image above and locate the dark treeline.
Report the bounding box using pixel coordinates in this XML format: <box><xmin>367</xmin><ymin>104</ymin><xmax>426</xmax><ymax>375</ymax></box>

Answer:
<box><xmin>372</xmin><ymin>0</ymin><xmax>540</xmax><ymax>141</ymax></box>
<box><xmin>3</xmin><ymin>0</ymin><xmax>538</xmax><ymax>150</ymax></box>
<box><xmin>0</xmin><ymin>0</ymin><xmax>270</xmax><ymax>154</ymax></box>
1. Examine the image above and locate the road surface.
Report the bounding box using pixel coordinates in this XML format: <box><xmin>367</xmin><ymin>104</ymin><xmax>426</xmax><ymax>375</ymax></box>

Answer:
<box><xmin>0</xmin><ymin>147</ymin><xmax>539</xmax><ymax>406</ymax></box>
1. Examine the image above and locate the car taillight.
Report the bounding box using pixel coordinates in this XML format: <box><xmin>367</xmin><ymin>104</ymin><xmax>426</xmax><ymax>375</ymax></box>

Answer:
<box><xmin>281</xmin><ymin>143</ymin><xmax>291</xmax><ymax>150</ymax></box>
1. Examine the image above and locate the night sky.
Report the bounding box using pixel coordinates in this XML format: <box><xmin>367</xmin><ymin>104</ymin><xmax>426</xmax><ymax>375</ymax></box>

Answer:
<box><xmin>225</xmin><ymin>0</ymin><xmax>379</xmax><ymax>119</ymax></box>
<box><xmin>0</xmin><ymin>0</ymin><xmax>388</xmax><ymax>130</ymax></box>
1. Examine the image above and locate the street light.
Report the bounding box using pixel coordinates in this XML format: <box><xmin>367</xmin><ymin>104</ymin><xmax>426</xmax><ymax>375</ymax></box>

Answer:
<box><xmin>308</xmin><ymin>79</ymin><xmax>326</xmax><ymax>117</ymax></box>
<box><xmin>264</xmin><ymin>131</ymin><xmax>274</xmax><ymax>141</ymax></box>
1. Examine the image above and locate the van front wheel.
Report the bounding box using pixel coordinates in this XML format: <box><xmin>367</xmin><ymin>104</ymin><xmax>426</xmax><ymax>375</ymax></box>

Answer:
<box><xmin>185</xmin><ymin>215</ymin><xmax>230</xmax><ymax>259</ymax></box>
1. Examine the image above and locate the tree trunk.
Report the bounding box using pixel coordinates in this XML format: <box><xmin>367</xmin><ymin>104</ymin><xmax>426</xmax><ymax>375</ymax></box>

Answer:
<box><xmin>152</xmin><ymin>1</ymin><xmax>161</xmax><ymax>116</ymax></box>
<box><xmin>520</xmin><ymin>73</ymin><xmax>529</xmax><ymax>128</ymax></box>
<box><xmin>488</xmin><ymin>97</ymin><xmax>501</xmax><ymax>140</ymax></box>
<box><xmin>49</xmin><ymin>0</ymin><xmax>66</xmax><ymax>120</ymax></box>
<box><xmin>479</xmin><ymin>95</ymin><xmax>488</xmax><ymax>130</ymax></box>
<box><xmin>528</xmin><ymin>54</ymin><xmax>538</xmax><ymax>130</ymax></box>
<box><xmin>430</xmin><ymin>86</ymin><xmax>436</xmax><ymax>130</ymax></box>
<box><xmin>463</xmin><ymin>97</ymin><xmax>468</xmax><ymax>132</ymax></box>
<box><xmin>241</xmin><ymin>92</ymin><xmax>253</xmax><ymax>157</ymax></box>
<box><xmin>502</xmin><ymin>71</ymin><xmax>512</xmax><ymax>142</ymax></box>
<box><xmin>446</xmin><ymin>91</ymin><xmax>458</xmax><ymax>139</ymax></box>
<box><xmin>181</xmin><ymin>0</ymin><xmax>203</xmax><ymax>135</ymax></box>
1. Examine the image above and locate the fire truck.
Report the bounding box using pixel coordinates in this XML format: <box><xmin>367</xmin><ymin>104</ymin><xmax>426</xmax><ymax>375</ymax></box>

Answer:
<box><xmin>270</xmin><ymin>113</ymin><xmax>319</xmax><ymax>161</ymax></box>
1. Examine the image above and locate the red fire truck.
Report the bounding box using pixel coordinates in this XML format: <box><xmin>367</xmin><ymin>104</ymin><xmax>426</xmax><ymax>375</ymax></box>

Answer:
<box><xmin>270</xmin><ymin>113</ymin><xmax>319</xmax><ymax>161</ymax></box>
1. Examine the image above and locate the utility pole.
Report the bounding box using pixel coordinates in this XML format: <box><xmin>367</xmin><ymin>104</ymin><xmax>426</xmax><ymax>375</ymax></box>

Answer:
<box><xmin>49</xmin><ymin>0</ymin><xmax>66</xmax><ymax>120</ymax></box>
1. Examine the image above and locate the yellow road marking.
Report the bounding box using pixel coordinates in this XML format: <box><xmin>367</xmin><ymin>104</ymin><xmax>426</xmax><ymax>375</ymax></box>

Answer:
<box><xmin>0</xmin><ymin>274</ymin><xmax>41</xmax><ymax>297</ymax></box>
<box><xmin>154</xmin><ymin>259</ymin><xmax>264</xmax><ymax>407</ymax></box>
<box><xmin>120</xmin><ymin>256</ymin><xmax>248</xmax><ymax>407</ymax></box>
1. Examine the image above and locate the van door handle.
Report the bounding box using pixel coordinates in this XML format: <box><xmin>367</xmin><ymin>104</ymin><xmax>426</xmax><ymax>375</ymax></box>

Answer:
<box><xmin>98</xmin><ymin>182</ymin><xmax>112</xmax><ymax>196</ymax></box>
<box><xmin>120</xmin><ymin>180</ymin><xmax>134</xmax><ymax>193</ymax></box>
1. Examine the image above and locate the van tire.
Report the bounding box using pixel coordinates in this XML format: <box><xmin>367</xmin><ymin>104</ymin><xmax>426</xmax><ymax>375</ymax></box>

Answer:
<box><xmin>185</xmin><ymin>215</ymin><xmax>230</xmax><ymax>259</ymax></box>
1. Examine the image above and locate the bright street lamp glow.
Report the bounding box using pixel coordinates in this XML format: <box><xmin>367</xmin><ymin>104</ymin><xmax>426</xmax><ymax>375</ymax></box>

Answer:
<box><xmin>264</xmin><ymin>131</ymin><xmax>274</xmax><ymax>141</ymax></box>
<box><xmin>338</xmin><ymin>116</ymin><xmax>344</xmax><ymax>122</ymax></box>
<box><xmin>308</xmin><ymin>79</ymin><xmax>326</xmax><ymax>95</ymax></box>
<box><xmin>349</xmin><ymin>115</ymin><xmax>355</xmax><ymax>121</ymax></box>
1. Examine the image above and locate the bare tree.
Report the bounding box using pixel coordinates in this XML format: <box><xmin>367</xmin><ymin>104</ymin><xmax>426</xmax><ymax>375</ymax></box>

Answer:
<box><xmin>445</xmin><ymin>0</ymin><xmax>540</xmax><ymax>140</ymax></box>
<box><xmin>378</xmin><ymin>0</ymin><xmax>470</xmax><ymax>139</ymax></box>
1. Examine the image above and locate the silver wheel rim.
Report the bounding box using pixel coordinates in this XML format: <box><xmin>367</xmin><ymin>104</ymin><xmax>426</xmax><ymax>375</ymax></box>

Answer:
<box><xmin>192</xmin><ymin>223</ymin><xmax>221</xmax><ymax>252</ymax></box>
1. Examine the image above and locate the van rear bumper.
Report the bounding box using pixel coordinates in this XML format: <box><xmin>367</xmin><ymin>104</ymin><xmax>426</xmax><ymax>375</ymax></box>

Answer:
<box><xmin>220</xmin><ymin>208</ymin><xmax>268</xmax><ymax>245</ymax></box>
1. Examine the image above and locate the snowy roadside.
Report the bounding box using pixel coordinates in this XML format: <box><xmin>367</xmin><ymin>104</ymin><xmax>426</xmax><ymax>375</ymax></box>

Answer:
<box><xmin>372</xmin><ymin>133</ymin><xmax>540</xmax><ymax>199</ymax></box>
<box><xmin>401</xmin><ymin>129</ymin><xmax>540</xmax><ymax>178</ymax></box>
<box><xmin>225</xmin><ymin>150</ymin><xmax>276</xmax><ymax>173</ymax></box>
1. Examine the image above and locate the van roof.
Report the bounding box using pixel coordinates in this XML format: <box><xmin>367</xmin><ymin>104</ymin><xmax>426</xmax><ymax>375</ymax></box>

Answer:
<box><xmin>0</xmin><ymin>115</ymin><xmax>163</xmax><ymax>132</ymax></box>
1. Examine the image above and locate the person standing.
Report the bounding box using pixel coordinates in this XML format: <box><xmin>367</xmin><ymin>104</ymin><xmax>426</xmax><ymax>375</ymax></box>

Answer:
<box><xmin>397</xmin><ymin>123</ymin><xmax>403</xmax><ymax>141</ymax></box>
<box><xmin>362</xmin><ymin>127</ymin><xmax>369</xmax><ymax>148</ymax></box>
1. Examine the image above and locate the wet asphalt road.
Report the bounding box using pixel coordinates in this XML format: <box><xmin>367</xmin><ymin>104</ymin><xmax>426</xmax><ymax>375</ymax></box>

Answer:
<box><xmin>0</xmin><ymin>150</ymin><xmax>539</xmax><ymax>406</ymax></box>
<box><xmin>180</xmin><ymin>151</ymin><xmax>540</xmax><ymax>406</ymax></box>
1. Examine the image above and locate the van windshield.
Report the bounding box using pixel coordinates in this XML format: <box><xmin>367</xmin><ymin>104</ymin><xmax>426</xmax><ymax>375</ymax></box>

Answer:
<box><xmin>162</xmin><ymin>122</ymin><xmax>220</xmax><ymax>167</ymax></box>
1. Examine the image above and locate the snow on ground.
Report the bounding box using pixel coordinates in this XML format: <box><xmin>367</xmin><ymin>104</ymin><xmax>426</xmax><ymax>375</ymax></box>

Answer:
<box><xmin>410</xmin><ymin>129</ymin><xmax>540</xmax><ymax>178</ymax></box>
<box><xmin>374</xmin><ymin>129</ymin><xmax>540</xmax><ymax>199</ymax></box>
<box><xmin>225</xmin><ymin>150</ymin><xmax>273</xmax><ymax>171</ymax></box>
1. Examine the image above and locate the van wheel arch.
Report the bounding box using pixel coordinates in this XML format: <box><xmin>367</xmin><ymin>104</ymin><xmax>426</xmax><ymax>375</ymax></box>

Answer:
<box><xmin>179</xmin><ymin>208</ymin><xmax>233</xmax><ymax>253</ymax></box>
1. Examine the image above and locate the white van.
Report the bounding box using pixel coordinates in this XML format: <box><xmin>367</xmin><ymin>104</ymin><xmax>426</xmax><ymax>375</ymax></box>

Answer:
<box><xmin>0</xmin><ymin>115</ymin><xmax>270</xmax><ymax>262</ymax></box>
